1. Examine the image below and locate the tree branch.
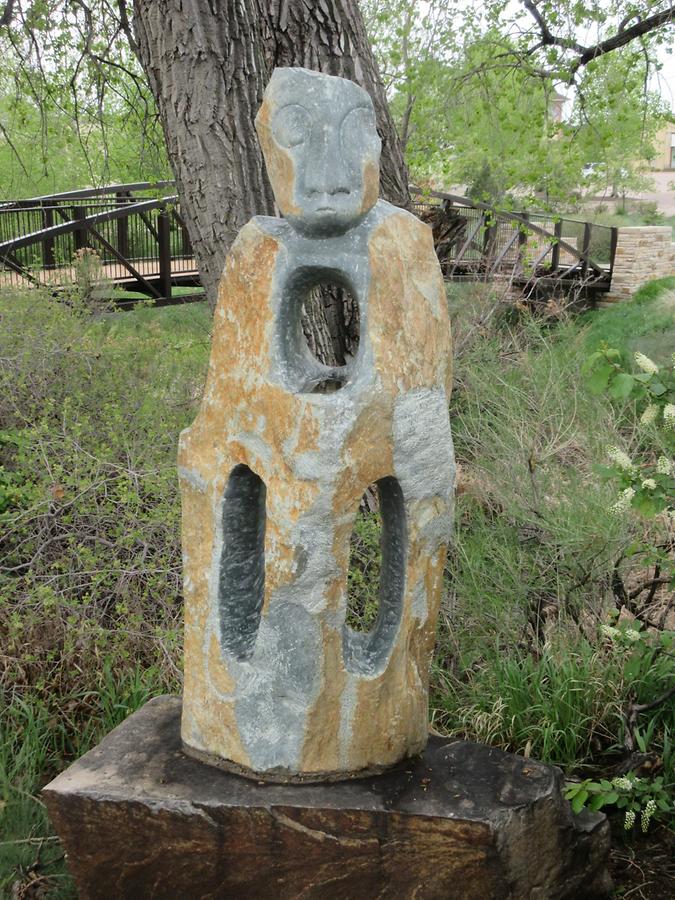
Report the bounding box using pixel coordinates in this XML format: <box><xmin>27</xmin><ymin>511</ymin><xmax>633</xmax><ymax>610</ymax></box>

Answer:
<box><xmin>0</xmin><ymin>0</ymin><xmax>15</xmax><ymax>28</ymax></box>
<box><xmin>521</xmin><ymin>1</ymin><xmax>675</xmax><ymax>81</ymax></box>
<box><xmin>573</xmin><ymin>5</ymin><xmax>675</xmax><ymax>72</ymax></box>
<box><xmin>522</xmin><ymin>0</ymin><xmax>589</xmax><ymax>55</ymax></box>
<box><xmin>116</xmin><ymin>0</ymin><xmax>140</xmax><ymax>60</ymax></box>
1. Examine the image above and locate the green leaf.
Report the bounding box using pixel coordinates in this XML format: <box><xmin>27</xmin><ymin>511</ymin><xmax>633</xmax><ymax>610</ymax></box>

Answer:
<box><xmin>608</xmin><ymin>373</ymin><xmax>635</xmax><ymax>400</ymax></box>
<box><xmin>592</xmin><ymin>463</ymin><xmax>617</xmax><ymax>479</ymax></box>
<box><xmin>571</xmin><ymin>790</ymin><xmax>589</xmax><ymax>813</ymax></box>
<box><xmin>587</xmin><ymin>363</ymin><xmax>613</xmax><ymax>395</ymax></box>
<box><xmin>648</xmin><ymin>381</ymin><xmax>667</xmax><ymax>396</ymax></box>
<box><xmin>633</xmin><ymin>495</ymin><xmax>662</xmax><ymax>517</ymax></box>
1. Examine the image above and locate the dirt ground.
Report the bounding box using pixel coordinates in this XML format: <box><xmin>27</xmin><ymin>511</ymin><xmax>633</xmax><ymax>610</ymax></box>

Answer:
<box><xmin>609</xmin><ymin>819</ymin><xmax>675</xmax><ymax>899</ymax></box>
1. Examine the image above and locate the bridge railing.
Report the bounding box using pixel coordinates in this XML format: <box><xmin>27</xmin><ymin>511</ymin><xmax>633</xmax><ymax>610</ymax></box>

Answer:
<box><xmin>412</xmin><ymin>189</ymin><xmax>617</xmax><ymax>290</ymax></box>
<box><xmin>1</xmin><ymin>182</ymin><xmax>618</xmax><ymax>303</ymax></box>
<box><xmin>0</xmin><ymin>183</ymin><xmax>197</xmax><ymax>302</ymax></box>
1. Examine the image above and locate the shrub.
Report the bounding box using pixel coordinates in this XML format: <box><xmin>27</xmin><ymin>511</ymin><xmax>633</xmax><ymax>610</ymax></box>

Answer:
<box><xmin>0</xmin><ymin>289</ymin><xmax>210</xmax><ymax>893</ymax></box>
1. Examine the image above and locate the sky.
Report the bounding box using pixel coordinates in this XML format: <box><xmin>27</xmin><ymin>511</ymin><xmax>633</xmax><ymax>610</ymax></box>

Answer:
<box><xmin>653</xmin><ymin>45</ymin><xmax>675</xmax><ymax>110</ymax></box>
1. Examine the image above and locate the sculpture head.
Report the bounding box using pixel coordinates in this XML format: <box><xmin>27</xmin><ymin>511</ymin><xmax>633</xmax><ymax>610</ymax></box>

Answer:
<box><xmin>255</xmin><ymin>67</ymin><xmax>381</xmax><ymax>237</ymax></box>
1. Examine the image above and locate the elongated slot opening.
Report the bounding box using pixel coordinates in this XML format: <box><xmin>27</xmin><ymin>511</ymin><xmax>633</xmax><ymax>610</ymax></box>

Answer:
<box><xmin>218</xmin><ymin>464</ymin><xmax>266</xmax><ymax>660</ymax></box>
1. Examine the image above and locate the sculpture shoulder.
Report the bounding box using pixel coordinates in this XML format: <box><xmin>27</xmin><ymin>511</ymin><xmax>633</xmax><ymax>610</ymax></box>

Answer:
<box><xmin>230</xmin><ymin>215</ymin><xmax>289</xmax><ymax>249</ymax></box>
<box><xmin>369</xmin><ymin>199</ymin><xmax>433</xmax><ymax>243</ymax></box>
<box><xmin>223</xmin><ymin>217</ymin><xmax>288</xmax><ymax>273</ymax></box>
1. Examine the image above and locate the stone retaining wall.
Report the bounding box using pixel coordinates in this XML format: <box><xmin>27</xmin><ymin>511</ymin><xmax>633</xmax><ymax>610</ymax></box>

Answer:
<box><xmin>605</xmin><ymin>226</ymin><xmax>675</xmax><ymax>303</ymax></box>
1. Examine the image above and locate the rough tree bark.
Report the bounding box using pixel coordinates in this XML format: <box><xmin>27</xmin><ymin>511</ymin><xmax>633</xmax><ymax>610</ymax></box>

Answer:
<box><xmin>133</xmin><ymin>0</ymin><xmax>409</xmax><ymax>364</ymax></box>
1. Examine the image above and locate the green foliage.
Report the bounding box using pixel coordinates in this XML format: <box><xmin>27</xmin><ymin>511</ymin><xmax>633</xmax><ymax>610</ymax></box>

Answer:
<box><xmin>2</xmin><ymin>274</ymin><xmax>674</xmax><ymax>894</ymax></box>
<box><xmin>0</xmin><ymin>288</ymin><xmax>210</xmax><ymax>892</ymax></box>
<box><xmin>565</xmin><ymin>772</ymin><xmax>672</xmax><ymax>830</ymax></box>
<box><xmin>0</xmin><ymin>5</ymin><xmax>171</xmax><ymax>198</ymax></box>
<box><xmin>432</xmin><ymin>281</ymin><xmax>674</xmax><ymax>830</ymax></box>
<box><xmin>364</xmin><ymin>3</ymin><xmax>670</xmax><ymax>204</ymax></box>
<box><xmin>583</xmin><ymin>278</ymin><xmax>675</xmax><ymax>367</ymax></box>
<box><xmin>563</xmin><ymin>623</ymin><xmax>674</xmax><ymax>829</ymax></box>
<box><xmin>346</xmin><ymin>504</ymin><xmax>382</xmax><ymax>631</ymax></box>
<box><xmin>433</xmin><ymin>627</ymin><xmax>673</xmax><ymax>779</ymax></box>
<box><xmin>0</xmin><ymin>664</ymin><xmax>164</xmax><ymax>897</ymax></box>
<box><xmin>569</xmin><ymin>49</ymin><xmax>668</xmax><ymax>199</ymax></box>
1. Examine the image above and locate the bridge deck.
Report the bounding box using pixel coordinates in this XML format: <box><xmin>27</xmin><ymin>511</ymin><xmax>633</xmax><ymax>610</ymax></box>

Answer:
<box><xmin>0</xmin><ymin>256</ymin><xmax>199</xmax><ymax>290</ymax></box>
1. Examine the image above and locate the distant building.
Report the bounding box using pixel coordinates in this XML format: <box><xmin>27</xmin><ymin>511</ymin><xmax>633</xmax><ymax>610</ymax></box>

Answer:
<box><xmin>549</xmin><ymin>89</ymin><xmax>567</xmax><ymax>123</ymax></box>
<box><xmin>652</xmin><ymin>122</ymin><xmax>675</xmax><ymax>170</ymax></box>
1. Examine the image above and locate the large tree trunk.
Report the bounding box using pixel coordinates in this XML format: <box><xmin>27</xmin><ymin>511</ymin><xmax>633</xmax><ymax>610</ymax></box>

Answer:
<box><xmin>133</xmin><ymin>0</ymin><xmax>409</xmax><ymax>363</ymax></box>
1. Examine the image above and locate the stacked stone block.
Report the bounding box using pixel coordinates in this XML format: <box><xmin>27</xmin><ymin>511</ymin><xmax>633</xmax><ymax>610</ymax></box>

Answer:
<box><xmin>605</xmin><ymin>226</ymin><xmax>675</xmax><ymax>304</ymax></box>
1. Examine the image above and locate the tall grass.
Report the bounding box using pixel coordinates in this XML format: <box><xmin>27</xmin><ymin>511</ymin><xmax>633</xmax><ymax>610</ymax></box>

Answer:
<box><xmin>0</xmin><ymin>292</ymin><xmax>210</xmax><ymax>894</ymax></box>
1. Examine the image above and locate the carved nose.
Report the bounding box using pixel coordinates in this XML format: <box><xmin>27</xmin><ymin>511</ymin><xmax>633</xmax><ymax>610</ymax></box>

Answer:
<box><xmin>304</xmin><ymin>126</ymin><xmax>350</xmax><ymax>197</ymax></box>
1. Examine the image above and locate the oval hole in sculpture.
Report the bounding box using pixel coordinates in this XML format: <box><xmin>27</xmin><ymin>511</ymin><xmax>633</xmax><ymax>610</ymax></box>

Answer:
<box><xmin>300</xmin><ymin>280</ymin><xmax>360</xmax><ymax>391</ymax></box>
<box><xmin>219</xmin><ymin>464</ymin><xmax>266</xmax><ymax>661</ymax></box>
<box><xmin>343</xmin><ymin>477</ymin><xmax>407</xmax><ymax>676</ymax></box>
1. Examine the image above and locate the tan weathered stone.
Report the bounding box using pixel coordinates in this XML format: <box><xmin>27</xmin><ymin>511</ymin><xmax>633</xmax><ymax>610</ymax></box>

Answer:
<box><xmin>179</xmin><ymin>67</ymin><xmax>454</xmax><ymax>781</ymax></box>
<box><xmin>605</xmin><ymin>225</ymin><xmax>675</xmax><ymax>303</ymax></box>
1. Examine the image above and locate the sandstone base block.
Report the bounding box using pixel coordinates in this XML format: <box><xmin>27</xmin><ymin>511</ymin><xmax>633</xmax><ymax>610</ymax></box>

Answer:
<box><xmin>43</xmin><ymin>697</ymin><xmax>611</xmax><ymax>899</ymax></box>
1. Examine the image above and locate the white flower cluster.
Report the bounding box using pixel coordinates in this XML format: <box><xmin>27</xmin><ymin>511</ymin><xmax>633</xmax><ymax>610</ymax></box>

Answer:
<box><xmin>600</xmin><ymin>624</ymin><xmax>619</xmax><ymax>640</ymax></box>
<box><xmin>656</xmin><ymin>456</ymin><xmax>673</xmax><ymax>476</ymax></box>
<box><xmin>624</xmin><ymin>628</ymin><xmax>641</xmax><ymax>643</ymax></box>
<box><xmin>624</xmin><ymin>808</ymin><xmax>636</xmax><ymax>829</ymax></box>
<box><xmin>640</xmin><ymin>404</ymin><xmax>659</xmax><ymax>425</ymax></box>
<box><xmin>641</xmin><ymin>799</ymin><xmax>657</xmax><ymax>833</ymax></box>
<box><xmin>634</xmin><ymin>352</ymin><xmax>659</xmax><ymax>376</ymax></box>
<box><xmin>610</xmin><ymin>487</ymin><xmax>635</xmax><ymax>515</ymax></box>
<box><xmin>641</xmin><ymin>478</ymin><xmax>656</xmax><ymax>490</ymax></box>
<box><xmin>664</xmin><ymin>403</ymin><xmax>675</xmax><ymax>430</ymax></box>
<box><xmin>612</xmin><ymin>775</ymin><xmax>634</xmax><ymax>791</ymax></box>
<box><xmin>607</xmin><ymin>446</ymin><xmax>635</xmax><ymax>473</ymax></box>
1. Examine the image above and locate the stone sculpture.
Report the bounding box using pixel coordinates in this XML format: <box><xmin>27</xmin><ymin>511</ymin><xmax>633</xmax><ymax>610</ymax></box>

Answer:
<box><xmin>44</xmin><ymin>67</ymin><xmax>612</xmax><ymax>900</ymax></box>
<box><xmin>178</xmin><ymin>66</ymin><xmax>455</xmax><ymax>781</ymax></box>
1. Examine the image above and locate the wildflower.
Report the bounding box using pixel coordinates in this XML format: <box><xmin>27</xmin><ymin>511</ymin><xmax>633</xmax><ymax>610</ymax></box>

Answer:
<box><xmin>624</xmin><ymin>809</ymin><xmax>636</xmax><ymax>829</ymax></box>
<box><xmin>600</xmin><ymin>624</ymin><xmax>620</xmax><ymax>640</ymax></box>
<box><xmin>641</xmin><ymin>799</ymin><xmax>656</xmax><ymax>833</ymax></box>
<box><xmin>610</xmin><ymin>487</ymin><xmax>635</xmax><ymax>515</ymax></box>
<box><xmin>656</xmin><ymin>457</ymin><xmax>673</xmax><ymax>476</ymax></box>
<box><xmin>607</xmin><ymin>446</ymin><xmax>635</xmax><ymax>473</ymax></box>
<box><xmin>641</xmin><ymin>478</ymin><xmax>657</xmax><ymax>490</ymax></box>
<box><xmin>640</xmin><ymin>404</ymin><xmax>659</xmax><ymax>425</ymax></box>
<box><xmin>634</xmin><ymin>352</ymin><xmax>659</xmax><ymax>375</ymax></box>
<box><xmin>612</xmin><ymin>776</ymin><xmax>633</xmax><ymax>791</ymax></box>
<box><xmin>664</xmin><ymin>404</ymin><xmax>675</xmax><ymax>430</ymax></box>
<box><xmin>624</xmin><ymin>629</ymin><xmax>641</xmax><ymax>643</ymax></box>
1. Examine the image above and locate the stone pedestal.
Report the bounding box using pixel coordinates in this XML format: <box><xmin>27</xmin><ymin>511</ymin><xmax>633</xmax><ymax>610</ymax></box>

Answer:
<box><xmin>44</xmin><ymin>696</ymin><xmax>611</xmax><ymax>899</ymax></box>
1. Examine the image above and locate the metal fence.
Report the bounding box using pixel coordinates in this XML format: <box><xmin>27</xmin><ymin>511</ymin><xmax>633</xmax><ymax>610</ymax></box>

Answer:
<box><xmin>413</xmin><ymin>191</ymin><xmax>617</xmax><ymax>289</ymax></box>
<box><xmin>0</xmin><ymin>183</ymin><xmax>198</xmax><ymax>302</ymax></box>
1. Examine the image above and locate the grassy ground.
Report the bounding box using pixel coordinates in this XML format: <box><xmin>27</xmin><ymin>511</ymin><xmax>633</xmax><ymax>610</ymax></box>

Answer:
<box><xmin>1</xmin><ymin>283</ymin><xmax>673</xmax><ymax>896</ymax></box>
<box><xmin>572</xmin><ymin>198</ymin><xmax>675</xmax><ymax>236</ymax></box>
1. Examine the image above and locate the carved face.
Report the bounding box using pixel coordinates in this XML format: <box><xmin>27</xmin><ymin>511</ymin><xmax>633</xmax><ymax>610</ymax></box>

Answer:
<box><xmin>255</xmin><ymin>67</ymin><xmax>382</xmax><ymax>237</ymax></box>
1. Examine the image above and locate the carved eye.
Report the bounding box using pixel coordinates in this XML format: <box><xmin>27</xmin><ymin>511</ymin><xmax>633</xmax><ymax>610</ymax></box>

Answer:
<box><xmin>272</xmin><ymin>104</ymin><xmax>311</xmax><ymax>148</ymax></box>
<box><xmin>340</xmin><ymin>106</ymin><xmax>378</xmax><ymax>150</ymax></box>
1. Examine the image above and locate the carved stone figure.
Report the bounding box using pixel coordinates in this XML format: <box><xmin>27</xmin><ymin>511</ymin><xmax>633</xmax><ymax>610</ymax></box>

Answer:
<box><xmin>179</xmin><ymin>67</ymin><xmax>454</xmax><ymax>781</ymax></box>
